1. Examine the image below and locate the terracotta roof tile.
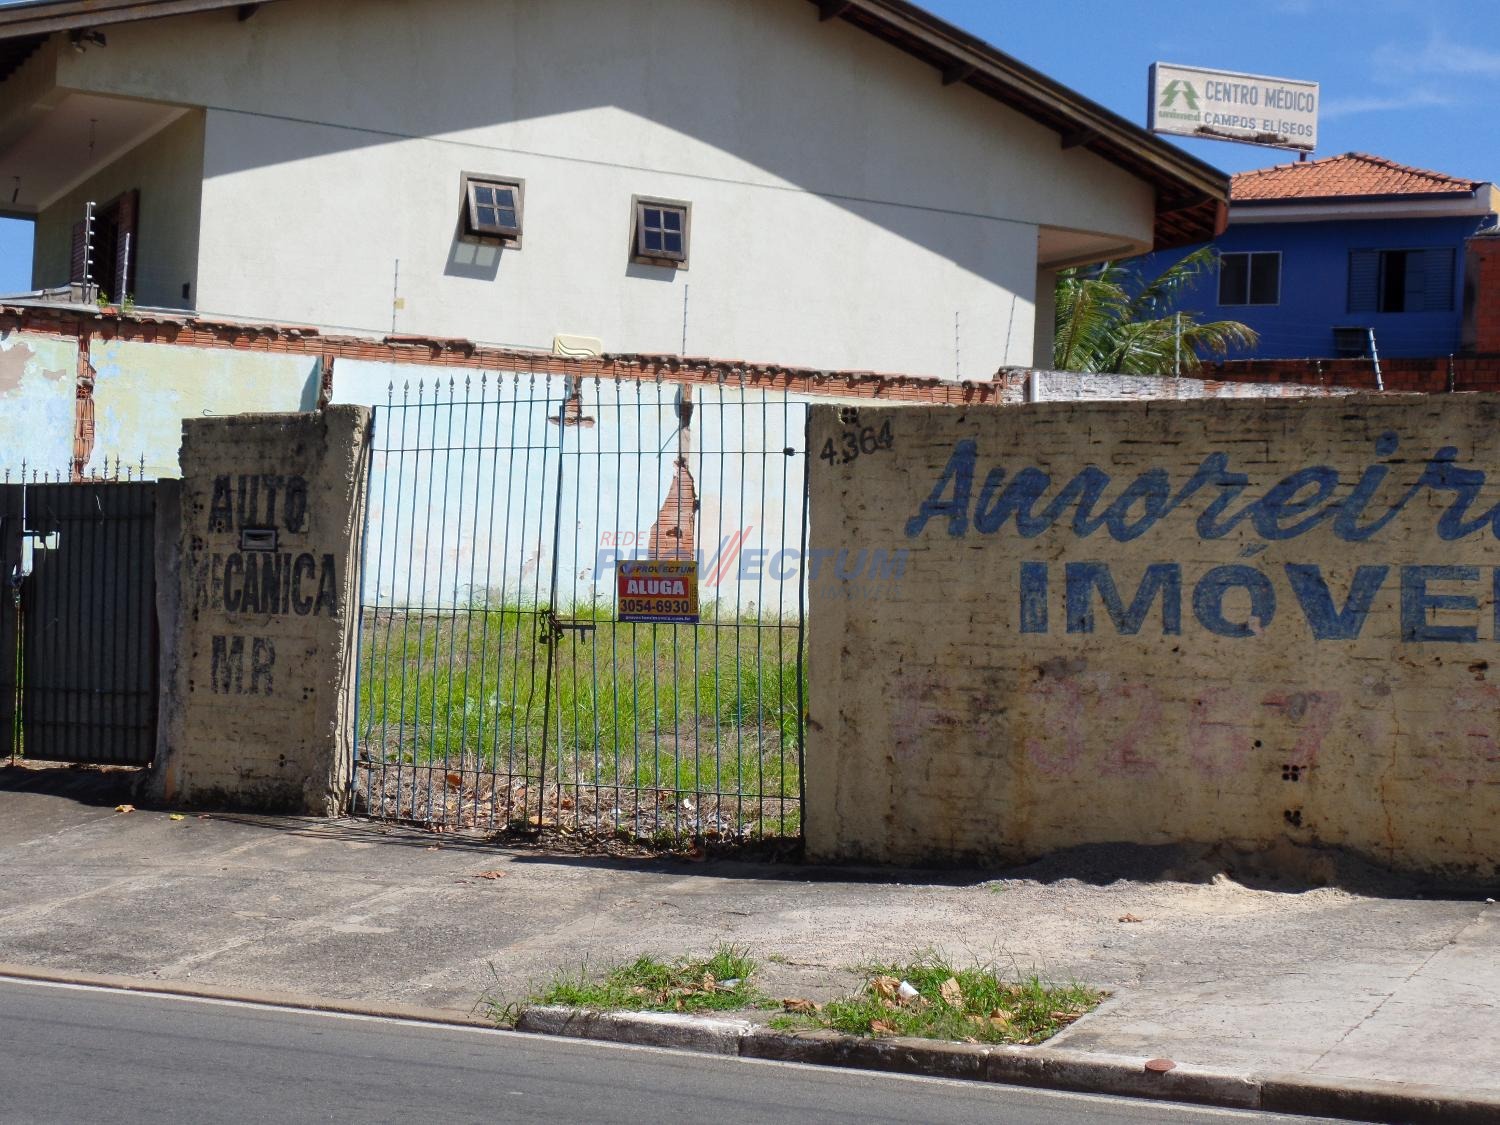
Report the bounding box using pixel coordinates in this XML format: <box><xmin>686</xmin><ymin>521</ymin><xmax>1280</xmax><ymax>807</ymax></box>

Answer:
<box><xmin>1231</xmin><ymin>152</ymin><xmax>1485</xmax><ymax>202</ymax></box>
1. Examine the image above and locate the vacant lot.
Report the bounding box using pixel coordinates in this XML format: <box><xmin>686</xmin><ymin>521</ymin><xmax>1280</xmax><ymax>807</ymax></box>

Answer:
<box><xmin>354</xmin><ymin>605</ymin><xmax>803</xmax><ymax>839</ymax></box>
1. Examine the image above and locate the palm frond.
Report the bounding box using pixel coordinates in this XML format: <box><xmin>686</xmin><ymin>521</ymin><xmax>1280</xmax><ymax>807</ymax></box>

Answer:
<box><xmin>1051</xmin><ymin>249</ymin><xmax>1256</xmax><ymax>375</ymax></box>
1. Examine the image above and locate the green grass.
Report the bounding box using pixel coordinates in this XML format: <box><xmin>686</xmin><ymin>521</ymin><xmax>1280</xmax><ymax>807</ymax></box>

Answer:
<box><xmin>355</xmin><ymin>603</ymin><xmax>804</xmax><ymax>807</ymax></box>
<box><xmin>770</xmin><ymin>956</ymin><xmax>1103</xmax><ymax>1046</ymax></box>
<box><xmin>495</xmin><ymin>945</ymin><xmax>765</xmax><ymax>1022</ymax></box>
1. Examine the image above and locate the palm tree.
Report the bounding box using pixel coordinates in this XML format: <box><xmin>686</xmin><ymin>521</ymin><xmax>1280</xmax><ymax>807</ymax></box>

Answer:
<box><xmin>1053</xmin><ymin>247</ymin><xmax>1258</xmax><ymax>374</ymax></box>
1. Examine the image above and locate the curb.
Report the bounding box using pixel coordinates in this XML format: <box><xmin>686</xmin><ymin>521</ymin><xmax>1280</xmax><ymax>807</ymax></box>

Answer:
<box><xmin>5</xmin><ymin>964</ymin><xmax>1495</xmax><ymax>1124</ymax></box>
<box><xmin>515</xmin><ymin>1005</ymin><xmax>1500</xmax><ymax>1125</ymax></box>
<box><xmin>0</xmin><ymin>962</ymin><xmax>493</xmax><ymax>1030</ymax></box>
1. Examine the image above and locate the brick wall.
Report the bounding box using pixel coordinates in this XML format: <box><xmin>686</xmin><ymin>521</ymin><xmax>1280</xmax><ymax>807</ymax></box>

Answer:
<box><xmin>1467</xmin><ymin>231</ymin><xmax>1500</xmax><ymax>355</ymax></box>
<box><xmin>807</xmin><ymin>395</ymin><xmax>1500</xmax><ymax>878</ymax></box>
<box><xmin>1203</xmin><ymin>355</ymin><xmax>1500</xmax><ymax>394</ymax></box>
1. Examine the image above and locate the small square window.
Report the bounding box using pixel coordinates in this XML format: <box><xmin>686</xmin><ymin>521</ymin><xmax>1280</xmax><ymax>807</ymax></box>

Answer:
<box><xmin>462</xmin><ymin>174</ymin><xmax>523</xmax><ymax>244</ymax></box>
<box><xmin>632</xmin><ymin>197</ymin><xmax>690</xmax><ymax>266</ymax></box>
<box><xmin>1218</xmin><ymin>251</ymin><xmax>1279</xmax><ymax>306</ymax></box>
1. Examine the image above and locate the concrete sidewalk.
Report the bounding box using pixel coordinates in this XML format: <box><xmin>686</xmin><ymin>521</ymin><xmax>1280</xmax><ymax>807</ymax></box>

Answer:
<box><xmin>3</xmin><ymin>764</ymin><xmax>1498</xmax><ymax>1113</ymax></box>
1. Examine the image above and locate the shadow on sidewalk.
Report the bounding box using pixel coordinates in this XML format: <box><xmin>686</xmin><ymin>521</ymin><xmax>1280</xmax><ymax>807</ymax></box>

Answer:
<box><xmin>3</xmin><ymin>761</ymin><xmax>1480</xmax><ymax>899</ymax></box>
<box><xmin>0</xmin><ymin>760</ymin><xmax>144</xmax><ymax>807</ymax></box>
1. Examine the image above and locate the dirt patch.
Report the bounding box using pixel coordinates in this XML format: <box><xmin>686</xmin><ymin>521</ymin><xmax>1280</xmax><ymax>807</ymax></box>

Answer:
<box><xmin>351</xmin><ymin>755</ymin><xmax>801</xmax><ymax>856</ymax></box>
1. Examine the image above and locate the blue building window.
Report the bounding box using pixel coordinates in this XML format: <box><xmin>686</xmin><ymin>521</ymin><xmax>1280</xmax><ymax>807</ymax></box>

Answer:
<box><xmin>1218</xmin><ymin>251</ymin><xmax>1280</xmax><ymax>306</ymax></box>
<box><xmin>1348</xmin><ymin>248</ymin><xmax>1455</xmax><ymax>313</ymax></box>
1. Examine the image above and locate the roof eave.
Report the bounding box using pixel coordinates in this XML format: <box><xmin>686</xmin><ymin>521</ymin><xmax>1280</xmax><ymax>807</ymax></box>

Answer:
<box><xmin>1234</xmin><ymin>189</ymin><xmax>1484</xmax><ymax>208</ymax></box>
<box><xmin>0</xmin><ymin>0</ymin><xmax>1231</xmax><ymax>247</ymax></box>
<box><xmin>820</xmin><ymin>0</ymin><xmax>1228</xmax><ymax>247</ymax></box>
<box><xmin>0</xmin><ymin>0</ymin><xmax>259</xmax><ymax>38</ymax></box>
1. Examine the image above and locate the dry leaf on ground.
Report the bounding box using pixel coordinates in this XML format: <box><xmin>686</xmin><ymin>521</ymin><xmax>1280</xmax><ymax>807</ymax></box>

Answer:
<box><xmin>939</xmin><ymin>977</ymin><xmax>964</xmax><ymax>1007</ymax></box>
<box><xmin>114</xmin><ymin>804</ymin><xmax>134</xmax><ymax>814</ymax></box>
<box><xmin>1118</xmin><ymin>913</ymin><xmax>1143</xmax><ymax>923</ymax></box>
<box><xmin>473</xmin><ymin>870</ymin><xmax>508</xmax><ymax>880</ymax></box>
<box><xmin>168</xmin><ymin>813</ymin><xmax>186</xmax><ymax>822</ymax></box>
<box><xmin>871</xmin><ymin>975</ymin><xmax>900</xmax><ymax>1001</ymax></box>
<box><xmin>869</xmin><ymin>1019</ymin><xmax>898</xmax><ymax>1036</ymax></box>
<box><xmin>782</xmin><ymin>998</ymin><xmax>821</xmax><ymax>1013</ymax></box>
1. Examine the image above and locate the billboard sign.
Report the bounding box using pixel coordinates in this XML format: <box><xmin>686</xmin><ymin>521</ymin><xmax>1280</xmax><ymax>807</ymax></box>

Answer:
<box><xmin>1149</xmin><ymin>62</ymin><xmax>1317</xmax><ymax>152</ymax></box>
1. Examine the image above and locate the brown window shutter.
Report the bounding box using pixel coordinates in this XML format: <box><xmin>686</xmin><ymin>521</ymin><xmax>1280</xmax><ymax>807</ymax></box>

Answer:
<box><xmin>69</xmin><ymin>220</ymin><xmax>87</xmax><ymax>284</ymax></box>
<box><xmin>112</xmin><ymin>189</ymin><xmax>139</xmax><ymax>297</ymax></box>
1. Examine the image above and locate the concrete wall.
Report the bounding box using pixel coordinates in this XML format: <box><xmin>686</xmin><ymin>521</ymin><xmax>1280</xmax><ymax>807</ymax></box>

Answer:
<box><xmin>1</xmin><ymin>307</ymin><xmax>1360</xmax><ymax>616</ymax></box>
<box><xmin>32</xmin><ymin>111</ymin><xmax>205</xmax><ymax>310</ymax></box>
<box><xmin>807</xmin><ymin>395</ymin><xmax>1500</xmax><ymax>878</ymax></box>
<box><xmin>992</xmin><ymin>367</ymin><xmax>1357</xmax><ymax>404</ymax></box>
<box><xmin>51</xmin><ymin>0</ymin><xmax>1158</xmax><ymax>374</ymax></box>
<box><xmin>163</xmin><ymin>406</ymin><xmax>370</xmax><ymax>813</ymax></box>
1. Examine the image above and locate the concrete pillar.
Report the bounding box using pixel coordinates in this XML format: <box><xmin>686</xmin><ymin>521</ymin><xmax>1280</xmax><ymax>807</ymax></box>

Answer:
<box><xmin>158</xmin><ymin>406</ymin><xmax>371</xmax><ymax>814</ymax></box>
<box><xmin>1033</xmin><ymin>265</ymin><xmax>1058</xmax><ymax>369</ymax></box>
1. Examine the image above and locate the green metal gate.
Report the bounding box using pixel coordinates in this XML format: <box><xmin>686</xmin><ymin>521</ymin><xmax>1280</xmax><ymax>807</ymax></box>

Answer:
<box><xmin>352</xmin><ymin>372</ymin><xmax>809</xmax><ymax>842</ymax></box>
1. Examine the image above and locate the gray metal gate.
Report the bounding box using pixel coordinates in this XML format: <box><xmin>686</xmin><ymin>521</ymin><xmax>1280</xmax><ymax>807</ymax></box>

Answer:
<box><xmin>5</xmin><ymin>481</ymin><xmax>160</xmax><ymax>766</ymax></box>
<box><xmin>1</xmin><ymin>485</ymin><xmax>21</xmax><ymax>760</ymax></box>
<box><xmin>353</xmin><ymin>372</ymin><xmax>809</xmax><ymax>842</ymax></box>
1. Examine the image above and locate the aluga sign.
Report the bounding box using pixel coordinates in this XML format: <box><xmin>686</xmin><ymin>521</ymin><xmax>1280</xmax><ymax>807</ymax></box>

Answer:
<box><xmin>1149</xmin><ymin>62</ymin><xmax>1318</xmax><ymax>152</ymax></box>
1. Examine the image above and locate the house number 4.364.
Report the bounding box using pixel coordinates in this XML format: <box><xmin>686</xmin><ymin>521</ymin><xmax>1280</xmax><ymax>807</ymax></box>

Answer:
<box><xmin>819</xmin><ymin>422</ymin><xmax>894</xmax><ymax>466</ymax></box>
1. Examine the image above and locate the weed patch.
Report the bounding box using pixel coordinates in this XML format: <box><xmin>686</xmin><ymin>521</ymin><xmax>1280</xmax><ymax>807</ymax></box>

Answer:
<box><xmin>771</xmin><ymin>956</ymin><xmax>1102</xmax><ymax>1046</ymax></box>
<box><xmin>497</xmin><ymin>945</ymin><xmax>765</xmax><ymax>1021</ymax></box>
<box><xmin>356</xmin><ymin>607</ymin><xmax>805</xmax><ymax>838</ymax></box>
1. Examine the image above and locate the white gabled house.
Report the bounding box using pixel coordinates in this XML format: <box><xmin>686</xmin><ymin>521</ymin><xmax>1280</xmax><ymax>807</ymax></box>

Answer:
<box><xmin>0</xmin><ymin>0</ymin><xmax>1226</xmax><ymax>381</ymax></box>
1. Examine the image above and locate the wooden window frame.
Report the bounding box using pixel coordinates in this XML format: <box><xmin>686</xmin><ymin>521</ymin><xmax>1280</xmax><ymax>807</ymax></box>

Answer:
<box><xmin>631</xmin><ymin>196</ymin><xmax>690</xmax><ymax>268</ymax></box>
<box><xmin>461</xmin><ymin>173</ymin><xmax>523</xmax><ymax>246</ymax></box>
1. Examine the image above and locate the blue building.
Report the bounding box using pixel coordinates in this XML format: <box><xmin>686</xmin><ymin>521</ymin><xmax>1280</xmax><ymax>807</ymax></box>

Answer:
<box><xmin>1137</xmin><ymin>153</ymin><xmax>1498</xmax><ymax>360</ymax></box>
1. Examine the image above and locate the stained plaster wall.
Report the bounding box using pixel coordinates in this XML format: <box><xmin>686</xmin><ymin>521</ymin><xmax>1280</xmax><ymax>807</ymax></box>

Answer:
<box><xmin>807</xmin><ymin>395</ymin><xmax>1500</xmax><ymax>877</ymax></box>
<box><xmin>87</xmin><ymin>336</ymin><xmax>318</xmax><ymax>479</ymax></box>
<box><xmin>0</xmin><ymin>331</ymin><xmax>74</xmax><ymax>473</ymax></box>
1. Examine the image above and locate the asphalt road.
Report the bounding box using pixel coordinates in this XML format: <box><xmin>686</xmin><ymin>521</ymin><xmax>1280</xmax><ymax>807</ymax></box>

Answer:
<box><xmin>0</xmin><ymin>977</ymin><xmax>1335</xmax><ymax>1125</ymax></box>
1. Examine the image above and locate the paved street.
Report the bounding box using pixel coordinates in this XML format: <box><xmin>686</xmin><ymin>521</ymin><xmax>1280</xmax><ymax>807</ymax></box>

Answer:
<box><xmin>0</xmin><ymin>978</ymin><xmax>1337</xmax><ymax>1125</ymax></box>
<box><xmin>3</xmin><ymin>767</ymin><xmax>1498</xmax><ymax>1100</ymax></box>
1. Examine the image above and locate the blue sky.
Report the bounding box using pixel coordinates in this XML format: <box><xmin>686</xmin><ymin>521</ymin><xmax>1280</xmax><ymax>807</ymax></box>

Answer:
<box><xmin>1</xmin><ymin>0</ymin><xmax>1496</xmax><ymax>296</ymax></box>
